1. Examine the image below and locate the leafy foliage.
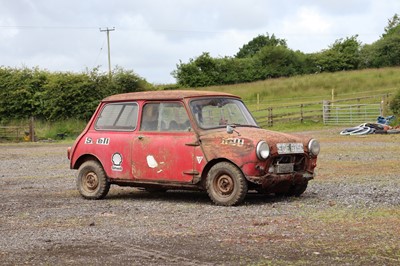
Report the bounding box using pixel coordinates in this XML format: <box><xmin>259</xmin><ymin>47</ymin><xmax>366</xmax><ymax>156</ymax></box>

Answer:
<box><xmin>315</xmin><ymin>36</ymin><xmax>361</xmax><ymax>72</ymax></box>
<box><xmin>0</xmin><ymin>67</ymin><xmax>151</xmax><ymax>122</ymax></box>
<box><xmin>360</xmin><ymin>14</ymin><xmax>400</xmax><ymax>68</ymax></box>
<box><xmin>174</xmin><ymin>14</ymin><xmax>400</xmax><ymax>87</ymax></box>
<box><xmin>235</xmin><ymin>33</ymin><xmax>287</xmax><ymax>59</ymax></box>
<box><xmin>390</xmin><ymin>89</ymin><xmax>400</xmax><ymax>115</ymax></box>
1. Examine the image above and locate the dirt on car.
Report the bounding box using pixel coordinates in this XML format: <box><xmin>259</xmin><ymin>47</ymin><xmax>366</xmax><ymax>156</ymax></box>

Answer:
<box><xmin>0</xmin><ymin>129</ymin><xmax>399</xmax><ymax>265</ymax></box>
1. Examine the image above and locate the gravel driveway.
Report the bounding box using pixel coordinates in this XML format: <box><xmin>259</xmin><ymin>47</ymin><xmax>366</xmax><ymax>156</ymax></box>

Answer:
<box><xmin>1</xmin><ymin>130</ymin><xmax>399</xmax><ymax>265</ymax></box>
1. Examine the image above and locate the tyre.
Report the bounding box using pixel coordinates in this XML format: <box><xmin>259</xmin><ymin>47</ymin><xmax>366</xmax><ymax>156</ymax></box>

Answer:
<box><xmin>340</xmin><ymin>127</ymin><xmax>360</xmax><ymax>135</ymax></box>
<box><xmin>206</xmin><ymin>162</ymin><xmax>248</xmax><ymax>206</ymax></box>
<box><xmin>286</xmin><ymin>182</ymin><xmax>308</xmax><ymax>197</ymax></box>
<box><xmin>77</xmin><ymin>161</ymin><xmax>110</xmax><ymax>200</ymax></box>
<box><xmin>350</xmin><ymin>126</ymin><xmax>372</xmax><ymax>135</ymax></box>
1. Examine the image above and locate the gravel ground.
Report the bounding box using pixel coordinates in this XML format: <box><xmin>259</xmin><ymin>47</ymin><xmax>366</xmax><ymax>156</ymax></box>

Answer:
<box><xmin>0</xmin><ymin>131</ymin><xmax>399</xmax><ymax>265</ymax></box>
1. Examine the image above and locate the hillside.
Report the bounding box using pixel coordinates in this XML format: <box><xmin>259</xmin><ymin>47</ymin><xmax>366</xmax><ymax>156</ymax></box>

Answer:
<box><xmin>194</xmin><ymin>67</ymin><xmax>400</xmax><ymax>107</ymax></box>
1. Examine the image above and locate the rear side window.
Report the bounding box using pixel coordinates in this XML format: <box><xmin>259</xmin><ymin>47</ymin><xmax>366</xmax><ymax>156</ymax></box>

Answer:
<box><xmin>95</xmin><ymin>103</ymin><xmax>138</xmax><ymax>131</ymax></box>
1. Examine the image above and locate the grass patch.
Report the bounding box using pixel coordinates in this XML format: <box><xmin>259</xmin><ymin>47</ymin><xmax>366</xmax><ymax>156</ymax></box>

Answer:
<box><xmin>199</xmin><ymin>68</ymin><xmax>400</xmax><ymax>105</ymax></box>
<box><xmin>34</xmin><ymin>119</ymin><xmax>86</xmax><ymax>140</ymax></box>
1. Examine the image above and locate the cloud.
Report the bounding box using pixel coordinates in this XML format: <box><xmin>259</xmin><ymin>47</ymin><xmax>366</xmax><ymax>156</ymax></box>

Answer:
<box><xmin>0</xmin><ymin>0</ymin><xmax>399</xmax><ymax>83</ymax></box>
<box><xmin>280</xmin><ymin>7</ymin><xmax>334</xmax><ymax>52</ymax></box>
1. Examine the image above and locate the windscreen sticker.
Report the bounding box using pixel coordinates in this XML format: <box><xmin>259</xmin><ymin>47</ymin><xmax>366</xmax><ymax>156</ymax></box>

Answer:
<box><xmin>111</xmin><ymin>152</ymin><xmax>123</xmax><ymax>171</ymax></box>
<box><xmin>84</xmin><ymin>137</ymin><xmax>93</xmax><ymax>144</ymax></box>
<box><xmin>221</xmin><ymin>138</ymin><xmax>244</xmax><ymax>146</ymax></box>
<box><xmin>96</xmin><ymin>138</ymin><xmax>110</xmax><ymax>145</ymax></box>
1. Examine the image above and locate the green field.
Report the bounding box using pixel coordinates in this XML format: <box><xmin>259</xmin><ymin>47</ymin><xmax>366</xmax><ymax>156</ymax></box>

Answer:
<box><xmin>181</xmin><ymin>67</ymin><xmax>400</xmax><ymax>131</ymax></box>
<box><xmin>195</xmin><ymin>67</ymin><xmax>400</xmax><ymax>106</ymax></box>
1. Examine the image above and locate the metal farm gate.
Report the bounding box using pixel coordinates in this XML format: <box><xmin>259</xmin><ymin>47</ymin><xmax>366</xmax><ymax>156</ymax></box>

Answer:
<box><xmin>323</xmin><ymin>102</ymin><xmax>383</xmax><ymax>125</ymax></box>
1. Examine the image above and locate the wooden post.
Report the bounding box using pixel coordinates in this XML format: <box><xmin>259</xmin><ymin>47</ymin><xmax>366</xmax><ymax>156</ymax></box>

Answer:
<box><xmin>29</xmin><ymin>117</ymin><xmax>35</xmax><ymax>142</ymax></box>
<box><xmin>300</xmin><ymin>104</ymin><xmax>304</xmax><ymax>123</ymax></box>
<box><xmin>323</xmin><ymin>100</ymin><xmax>331</xmax><ymax>125</ymax></box>
<box><xmin>268</xmin><ymin>107</ymin><xmax>273</xmax><ymax>127</ymax></box>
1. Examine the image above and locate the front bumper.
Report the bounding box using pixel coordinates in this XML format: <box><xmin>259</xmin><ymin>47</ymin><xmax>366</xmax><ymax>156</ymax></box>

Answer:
<box><xmin>247</xmin><ymin>171</ymin><xmax>315</xmax><ymax>194</ymax></box>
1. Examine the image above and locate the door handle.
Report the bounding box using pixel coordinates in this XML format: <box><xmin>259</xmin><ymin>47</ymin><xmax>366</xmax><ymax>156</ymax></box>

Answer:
<box><xmin>138</xmin><ymin>136</ymin><xmax>144</xmax><ymax>140</ymax></box>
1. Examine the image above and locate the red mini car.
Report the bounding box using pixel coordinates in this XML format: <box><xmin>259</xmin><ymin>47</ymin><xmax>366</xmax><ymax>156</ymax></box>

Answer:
<box><xmin>68</xmin><ymin>90</ymin><xmax>319</xmax><ymax>206</ymax></box>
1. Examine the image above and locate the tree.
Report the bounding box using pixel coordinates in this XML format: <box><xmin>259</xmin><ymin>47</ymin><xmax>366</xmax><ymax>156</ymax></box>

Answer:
<box><xmin>315</xmin><ymin>35</ymin><xmax>361</xmax><ymax>72</ymax></box>
<box><xmin>360</xmin><ymin>14</ymin><xmax>400</xmax><ymax>68</ymax></box>
<box><xmin>111</xmin><ymin>67</ymin><xmax>152</xmax><ymax>94</ymax></box>
<box><xmin>383</xmin><ymin>13</ymin><xmax>400</xmax><ymax>37</ymax></box>
<box><xmin>172</xmin><ymin>52</ymin><xmax>219</xmax><ymax>87</ymax></box>
<box><xmin>254</xmin><ymin>46</ymin><xmax>305</xmax><ymax>78</ymax></box>
<box><xmin>235</xmin><ymin>33</ymin><xmax>287</xmax><ymax>59</ymax></box>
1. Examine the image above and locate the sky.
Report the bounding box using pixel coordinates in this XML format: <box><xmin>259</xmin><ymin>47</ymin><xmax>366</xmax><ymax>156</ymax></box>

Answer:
<box><xmin>0</xmin><ymin>0</ymin><xmax>399</xmax><ymax>84</ymax></box>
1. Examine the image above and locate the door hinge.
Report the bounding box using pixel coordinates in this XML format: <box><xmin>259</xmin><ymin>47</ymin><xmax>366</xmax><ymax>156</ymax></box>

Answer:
<box><xmin>185</xmin><ymin>141</ymin><xmax>200</xmax><ymax>147</ymax></box>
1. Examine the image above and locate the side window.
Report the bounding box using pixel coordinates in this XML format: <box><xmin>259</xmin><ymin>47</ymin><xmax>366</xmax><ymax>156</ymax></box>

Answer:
<box><xmin>95</xmin><ymin>103</ymin><xmax>138</xmax><ymax>131</ymax></box>
<box><xmin>140</xmin><ymin>103</ymin><xmax>160</xmax><ymax>131</ymax></box>
<box><xmin>140</xmin><ymin>102</ymin><xmax>191</xmax><ymax>132</ymax></box>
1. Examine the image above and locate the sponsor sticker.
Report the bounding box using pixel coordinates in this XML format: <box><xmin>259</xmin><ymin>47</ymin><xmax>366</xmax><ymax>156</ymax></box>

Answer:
<box><xmin>221</xmin><ymin>138</ymin><xmax>244</xmax><ymax>146</ymax></box>
<box><xmin>96</xmin><ymin>138</ymin><xmax>110</xmax><ymax>145</ymax></box>
<box><xmin>111</xmin><ymin>152</ymin><xmax>123</xmax><ymax>171</ymax></box>
<box><xmin>196</xmin><ymin>156</ymin><xmax>203</xmax><ymax>164</ymax></box>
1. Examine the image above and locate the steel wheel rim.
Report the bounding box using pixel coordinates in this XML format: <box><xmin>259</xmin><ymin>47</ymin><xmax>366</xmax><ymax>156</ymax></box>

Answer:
<box><xmin>83</xmin><ymin>171</ymin><xmax>99</xmax><ymax>192</ymax></box>
<box><xmin>215</xmin><ymin>174</ymin><xmax>234</xmax><ymax>196</ymax></box>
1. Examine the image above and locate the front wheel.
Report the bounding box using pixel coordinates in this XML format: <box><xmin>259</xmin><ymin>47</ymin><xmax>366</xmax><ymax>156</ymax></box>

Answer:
<box><xmin>206</xmin><ymin>162</ymin><xmax>248</xmax><ymax>206</ymax></box>
<box><xmin>77</xmin><ymin>161</ymin><xmax>110</xmax><ymax>199</ymax></box>
<box><xmin>286</xmin><ymin>182</ymin><xmax>308</xmax><ymax>197</ymax></box>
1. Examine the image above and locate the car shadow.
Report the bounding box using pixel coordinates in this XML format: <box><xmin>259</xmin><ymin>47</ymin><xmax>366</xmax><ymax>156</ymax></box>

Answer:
<box><xmin>106</xmin><ymin>188</ymin><xmax>311</xmax><ymax>206</ymax></box>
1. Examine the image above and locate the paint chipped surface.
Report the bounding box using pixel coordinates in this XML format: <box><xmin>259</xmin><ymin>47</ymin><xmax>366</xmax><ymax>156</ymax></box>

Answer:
<box><xmin>146</xmin><ymin>155</ymin><xmax>158</xmax><ymax>168</ymax></box>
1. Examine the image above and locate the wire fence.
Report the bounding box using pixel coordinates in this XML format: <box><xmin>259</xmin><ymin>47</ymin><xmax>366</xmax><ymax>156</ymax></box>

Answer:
<box><xmin>249</xmin><ymin>93</ymin><xmax>392</xmax><ymax>127</ymax></box>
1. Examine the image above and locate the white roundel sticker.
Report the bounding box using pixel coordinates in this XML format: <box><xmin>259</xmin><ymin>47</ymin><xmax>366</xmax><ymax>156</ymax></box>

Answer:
<box><xmin>112</xmin><ymin>152</ymin><xmax>123</xmax><ymax>171</ymax></box>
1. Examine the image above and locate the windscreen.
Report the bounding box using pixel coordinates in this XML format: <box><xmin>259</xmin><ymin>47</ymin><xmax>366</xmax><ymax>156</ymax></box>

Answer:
<box><xmin>189</xmin><ymin>98</ymin><xmax>258</xmax><ymax>129</ymax></box>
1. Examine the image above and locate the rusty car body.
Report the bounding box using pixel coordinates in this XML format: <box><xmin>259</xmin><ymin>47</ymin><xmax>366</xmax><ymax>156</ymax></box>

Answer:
<box><xmin>67</xmin><ymin>90</ymin><xmax>319</xmax><ymax>206</ymax></box>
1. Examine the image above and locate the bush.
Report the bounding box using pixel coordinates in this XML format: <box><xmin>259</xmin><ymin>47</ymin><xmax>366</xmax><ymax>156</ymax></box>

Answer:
<box><xmin>0</xmin><ymin>67</ymin><xmax>152</xmax><ymax>122</ymax></box>
<box><xmin>389</xmin><ymin>89</ymin><xmax>400</xmax><ymax>115</ymax></box>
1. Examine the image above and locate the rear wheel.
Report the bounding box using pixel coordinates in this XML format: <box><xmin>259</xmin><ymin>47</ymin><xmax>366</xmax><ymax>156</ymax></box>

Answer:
<box><xmin>77</xmin><ymin>161</ymin><xmax>110</xmax><ymax>199</ymax></box>
<box><xmin>206</xmin><ymin>162</ymin><xmax>248</xmax><ymax>206</ymax></box>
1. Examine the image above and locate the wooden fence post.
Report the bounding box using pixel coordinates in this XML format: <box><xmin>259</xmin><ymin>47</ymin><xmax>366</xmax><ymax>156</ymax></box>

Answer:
<box><xmin>300</xmin><ymin>104</ymin><xmax>304</xmax><ymax>123</ymax></box>
<box><xmin>29</xmin><ymin>117</ymin><xmax>35</xmax><ymax>142</ymax></box>
<box><xmin>323</xmin><ymin>100</ymin><xmax>331</xmax><ymax>124</ymax></box>
<box><xmin>268</xmin><ymin>107</ymin><xmax>273</xmax><ymax>127</ymax></box>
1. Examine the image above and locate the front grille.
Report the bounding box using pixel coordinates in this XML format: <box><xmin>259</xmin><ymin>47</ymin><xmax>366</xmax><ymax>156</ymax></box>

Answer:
<box><xmin>272</xmin><ymin>155</ymin><xmax>306</xmax><ymax>172</ymax></box>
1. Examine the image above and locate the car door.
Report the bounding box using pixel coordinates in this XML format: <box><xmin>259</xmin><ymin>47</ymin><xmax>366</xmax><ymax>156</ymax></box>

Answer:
<box><xmin>131</xmin><ymin>102</ymin><xmax>199</xmax><ymax>182</ymax></box>
<box><xmin>89</xmin><ymin>102</ymin><xmax>139</xmax><ymax>179</ymax></box>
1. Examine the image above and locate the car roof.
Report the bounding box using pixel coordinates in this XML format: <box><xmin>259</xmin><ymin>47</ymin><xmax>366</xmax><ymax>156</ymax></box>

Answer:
<box><xmin>102</xmin><ymin>90</ymin><xmax>240</xmax><ymax>102</ymax></box>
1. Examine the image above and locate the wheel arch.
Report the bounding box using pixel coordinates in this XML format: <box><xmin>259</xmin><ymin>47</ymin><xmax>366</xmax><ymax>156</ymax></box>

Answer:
<box><xmin>73</xmin><ymin>154</ymin><xmax>103</xmax><ymax>170</ymax></box>
<box><xmin>200</xmin><ymin>158</ymin><xmax>244</xmax><ymax>186</ymax></box>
